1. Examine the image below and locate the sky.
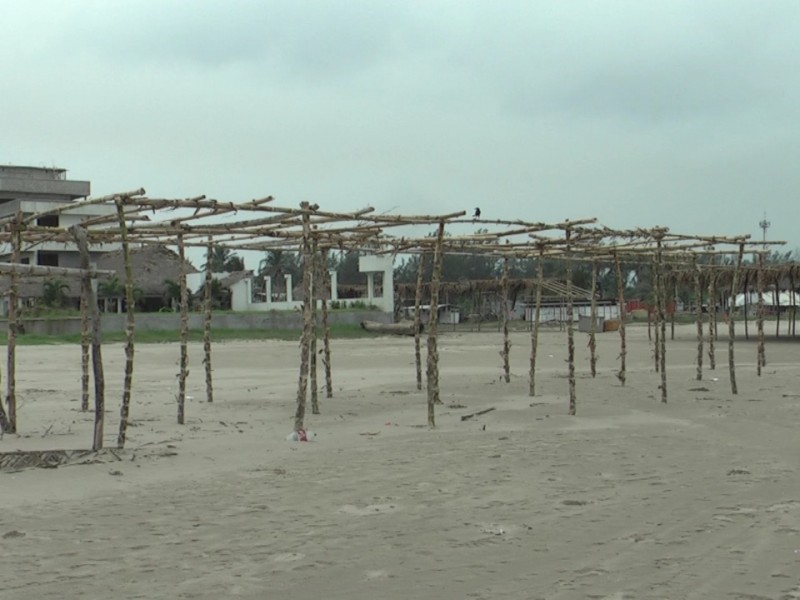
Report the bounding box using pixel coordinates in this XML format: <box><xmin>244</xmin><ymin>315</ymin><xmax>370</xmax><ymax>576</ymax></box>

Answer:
<box><xmin>2</xmin><ymin>1</ymin><xmax>799</xmax><ymax>255</ymax></box>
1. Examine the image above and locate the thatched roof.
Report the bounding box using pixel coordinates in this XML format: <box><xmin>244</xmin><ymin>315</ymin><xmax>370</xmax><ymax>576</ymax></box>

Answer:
<box><xmin>95</xmin><ymin>244</ymin><xmax>198</xmax><ymax>297</ymax></box>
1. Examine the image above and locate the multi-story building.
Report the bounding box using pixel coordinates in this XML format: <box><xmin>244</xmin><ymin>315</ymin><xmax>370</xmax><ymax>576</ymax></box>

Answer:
<box><xmin>0</xmin><ymin>165</ymin><xmax>116</xmax><ymax>267</ymax></box>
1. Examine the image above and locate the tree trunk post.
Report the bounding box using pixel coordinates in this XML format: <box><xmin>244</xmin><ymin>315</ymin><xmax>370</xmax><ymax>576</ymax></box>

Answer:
<box><xmin>565</xmin><ymin>227</ymin><xmax>576</xmax><ymax>415</ymax></box>
<box><xmin>501</xmin><ymin>256</ymin><xmax>511</xmax><ymax>383</ymax></box>
<box><xmin>294</xmin><ymin>202</ymin><xmax>313</xmax><ymax>432</ymax></box>
<box><xmin>5</xmin><ymin>213</ymin><xmax>21</xmax><ymax>433</ymax></box>
<box><xmin>652</xmin><ymin>256</ymin><xmax>660</xmax><ymax>373</ymax></box>
<box><xmin>310</xmin><ymin>236</ymin><xmax>320</xmax><ymax>415</ymax></box>
<box><xmin>655</xmin><ymin>238</ymin><xmax>667</xmax><ymax>403</ymax></box>
<box><xmin>203</xmin><ymin>237</ymin><xmax>214</xmax><ymax>404</ymax></box>
<box><xmin>413</xmin><ymin>253</ymin><xmax>426</xmax><ymax>391</ymax></box>
<box><xmin>115</xmin><ymin>199</ymin><xmax>137</xmax><ymax>447</ymax></box>
<box><xmin>774</xmin><ymin>283</ymin><xmax>780</xmax><ymax>337</ymax></box>
<box><xmin>71</xmin><ymin>225</ymin><xmax>105</xmax><ymax>451</ymax></box>
<box><xmin>529</xmin><ymin>245</ymin><xmax>544</xmax><ymax>396</ymax></box>
<box><xmin>708</xmin><ymin>263</ymin><xmax>717</xmax><ymax>370</ymax></box>
<box><xmin>589</xmin><ymin>259</ymin><xmax>598</xmax><ymax>378</ymax></box>
<box><xmin>727</xmin><ymin>243</ymin><xmax>744</xmax><ymax>395</ymax></box>
<box><xmin>756</xmin><ymin>252</ymin><xmax>766</xmax><ymax>375</ymax></box>
<box><xmin>426</xmin><ymin>222</ymin><xmax>446</xmax><ymax>427</ymax></box>
<box><xmin>743</xmin><ymin>272</ymin><xmax>750</xmax><ymax>340</ymax></box>
<box><xmin>613</xmin><ymin>252</ymin><xmax>627</xmax><ymax>386</ymax></box>
<box><xmin>176</xmin><ymin>231</ymin><xmax>189</xmax><ymax>426</ymax></box>
<box><xmin>694</xmin><ymin>257</ymin><xmax>704</xmax><ymax>381</ymax></box>
<box><xmin>321</xmin><ymin>248</ymin><xmax>333</xmax><ymax>399</ymax></box>
<box><xmin>670</xmin><ymin>275</ymin><xmax>677</xmax><ymax>341</ymax></box>
<box><xmin>80</xmin><ymin>272</ymin><xmax>91</xmax><ymax>412</ymax></box>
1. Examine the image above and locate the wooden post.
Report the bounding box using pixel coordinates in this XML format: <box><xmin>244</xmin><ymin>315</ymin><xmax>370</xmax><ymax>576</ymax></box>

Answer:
<box><xmin>310</xmin><ymin>237</ymin><xmax>320</xmax><ymax>415</ymax></box>
<box><xmin>426</xmin><ymin>222</ymin><xmax>446</xmax><ymax>427</ymax></box>
<box><xmin>743</xmin><ymin>272</ymin><xmax>750</xmax><ymax>340</ymax></box>
<box><xmin>708</xmin><ymin>264</ymin><xmax>717</xmax><ymax>370</ymax></box>
<box><xmin>5</xmin><ymin>213</ymin><xmax>21</xmax><ymax>433</ymax></box>
<box><xmin>589</xmin><ymin>259</ymin><xmax>598</xmax><ymax>378</ymax></box>
<box><xmin>80</xmin><ymin>272</ymin><xmax>90</xmax><ymax>412</ymax></box>
<box><xmin>203</xmin><ymin>237</ymin><xmax>214</xmax><ymax>404</ymax></box>
<box><xmin>694</xmin><ymin>257</ymin><xmax>704</xmax><ymax>381</ymax></box>
<box><xmin>652</xmin><ymin>256</ymin><xmax>660</xmax><ymax>373</ymax></box>
<box><xmin>613</xmin><ymin>252</ymin><xmax>627</xmax><ymax>386</ymax></box>
<box><xmin>529</xmin><ymin>245</ymin><xmax>544</xmax><ymax>396</ymax></box>
<box><xmin>294</xmin><ymin>202</ymin><xmax>313</xmax><ymax>432</ymax></box>
<box><xmin>413</xmin><ymin>253</ymin><xmax>426</xmax><ymax>391</ymax></box>
<box><xmin>321</xmin><ymin>248</ymin><xmax>333</xmax><ymax>399</ymax></box>
<box><xmin>501</xmin><ymin>257</ymin><xmax>511</xmax><ymax>383</ymax></box>
<box><xmin>727</xmin><ymin>243</ymin><xmax>744</xmax><ymax>395</ymax></box>
<box><xmin>756</xmin><ymin>252</ymin><xmax>766</xmax><ymax>375</ymax></box>
<box><xmin>115</xmin><ymin>199</ymin><xmax>136</xmax><ymax>447</ymax></box>
<box><xmin>789</xmin><ymin>267</ymin><xmax>797</xmax><ymax>337</ymax></box>
<box><xmin>565</xmin><ymin>227</ymin><xmax>576</xmax><ymax>415</ymax></box>
<box><xmin>71</xmin><ymin>226</ymin><xmax>105</xmax><ymax>451</ymax></box>
<box><xmin>774</xmin><ymin>283</ymin><xmax>780</xmax><ymax>337</ymax></box>
<box><xmin>176</xmin><ymin>231</ymin><xmax>189</xmax><ymax>425</ymax></box>
<box><xmin>670</xmin><ymin>275</ymin><xmax>677</xmax><ymax>341</ymax></box>
<box><xmin>655</xmin><ymin>238</ymin><xmax>667</xmax><ymax>403</ymax></box>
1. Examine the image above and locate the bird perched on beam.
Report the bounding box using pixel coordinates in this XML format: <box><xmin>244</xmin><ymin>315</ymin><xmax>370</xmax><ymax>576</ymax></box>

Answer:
<box><xmin>473</xmin><ymin>207</ymin><xmax>481</xmax><ymax>218</ymax></box>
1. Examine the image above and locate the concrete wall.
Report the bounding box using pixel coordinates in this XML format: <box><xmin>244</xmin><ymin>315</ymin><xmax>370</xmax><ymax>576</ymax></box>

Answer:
<box><xmin>4</xmin><ymin>309</ymin><xmax>391</xmax><ymax>336</ymax></box>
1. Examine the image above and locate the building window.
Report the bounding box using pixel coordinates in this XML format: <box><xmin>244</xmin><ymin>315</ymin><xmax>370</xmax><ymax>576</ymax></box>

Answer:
<box><xmin>37</xmin><ymin>252</ymin><xmax>59</xmax><ymax>267</ymax></box>
<box><xmin>37</xmin><ymin>214</ymin><xmax>59</xmax><ymax>228</ymax></box>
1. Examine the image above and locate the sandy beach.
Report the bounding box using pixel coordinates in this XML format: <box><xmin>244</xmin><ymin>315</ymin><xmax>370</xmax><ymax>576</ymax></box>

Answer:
<box><xmin>1</xmin><ymin>324</ymin><xmax>799</xmax><ymax>599</ymax></box>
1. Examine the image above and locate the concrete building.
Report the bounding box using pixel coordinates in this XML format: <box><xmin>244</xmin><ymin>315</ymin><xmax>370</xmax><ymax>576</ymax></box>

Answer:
<box><xmin>0</xmin><ymin>165</ymin><xmax>116</xmax><ymax>268</ymax></box>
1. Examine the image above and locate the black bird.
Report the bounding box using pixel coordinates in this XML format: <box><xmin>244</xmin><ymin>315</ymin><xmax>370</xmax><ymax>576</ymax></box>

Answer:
<box><xmin>473</xmin><ymin>207</ymin><xmax>481</xmax><ymax>218</ymax></box>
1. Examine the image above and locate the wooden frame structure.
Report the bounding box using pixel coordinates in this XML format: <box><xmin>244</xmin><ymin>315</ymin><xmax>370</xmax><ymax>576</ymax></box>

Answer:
<box><xmin>0</xmin><ymin>188</ymin><xmax>792</xmax><ymax>458</ymax></box>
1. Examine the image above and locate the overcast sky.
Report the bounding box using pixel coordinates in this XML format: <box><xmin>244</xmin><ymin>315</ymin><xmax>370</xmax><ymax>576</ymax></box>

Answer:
<box><xmin>2</xmin><ymin>1</ymin><xmax>799</xmax><ymax>252</ymax></box>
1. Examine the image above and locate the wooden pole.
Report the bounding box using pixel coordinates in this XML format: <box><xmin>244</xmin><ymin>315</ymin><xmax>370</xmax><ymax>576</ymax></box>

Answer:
<box><xmin>426</xmin><ymin>222</ymin><xmax>446</xmax><ymax>427</ymax></box>
<box><xmin>613</xmin><ymin>253</ymin><xmax>627</xmax><ymax>386</ymax></box>
<box><xmin>789</xmin><ymin>267</ymin><xmax>797</xmax><ymax>337</ymax></box>
<box><xmin>589</xmin><ymin>259</ymin><xmax>598</xmax><ymax>378</ymax></box>
<box><xmin>294</xmin><ymin>202</ymin><xmax>313</xmax><ymax>433</ymax></box>
<box><xmin>727</xmin><ymin>243</ymin><xmax>744</xmax><ymax>395</ymax></box>
<box><xmin>115</xmin><ymin>199</ymin><xmax>137</xmax><ymax>447</ymax></box>
<box><xmin>176</xmin><ymin>231</ymin><xmax>189</xmax><ymax>425</ymax></box>
<box><xmin>501</xmin><ymin>257</ymin><xmax>511</xmax><ymax>383</ymax></box>
<box><xmin>652</xmin><ymin>257</ymin><xmax>660</xmax><ymax>373</ymax></box>
<box><xmin>694</xmin><ymin>256</ymin><xmax>704</xmax><ymax>381</ymax></box>
<box><xmin>529</xmin><ymin>246</ymin><xmax>544</xmax><ymax>396</ymax></box>
<box><xmin>707</xmin><ymin>264</ymin><xmax>717</xmax><ymax>370</ymax></box>
<box><xmin>321</xmin><ymin>249</ymin><xmax>333</xmax><ymax>399</ymax></box>
<box><xmin>310</xmin><ymin>238</ymin><xmax>320</xmax><ymax>415</ymax></box>
<box><xmin>80</xmin><ymin>271</ymin><xmax>90</xmax><ymax>412</ymax></box>
<box><xmin>5</xmin><ymin>213</ymin><xmax>21</xmax><ymax>433</ymax></box>
<box><xmin>71</xmin><ymin>226</ymin><xmax>105</xmax><ymax>451</ymax></box>
<box><xmin>655</xmin><ymin>238</ymin><xmax>667</xmax><ymax>403</ymax></box>
<box><xmin>203</xmin><ymin>237</ymin><xmax>214</xmax><ymax>404</ymax></box>
<box><xmin>756</xmin><ymin>252</ymin><xmax>766</xmax><ymax>375</ymax></box>
<box><xmin>413</xmin><ymin>253</ymin><xmax>426</xmax><ymax>391</ymax></box>
<box><xmin>565</xmin><ymin>227</ymin><xmax>576</xmax><ymax>415</ymax></box>
<box><xmin>743</xmin><ymin>272</ymin><xmax>750</xmax><ymax>340</ymax></box>
<box><xmin>774</xmin><ymin>282</ymin><xmax>780</xmax><ymax>337</ymax></box>
<box><xmin>670</xmin><ymin>275</ymin><xmax>677</xmax><ymax>341</ymax></box>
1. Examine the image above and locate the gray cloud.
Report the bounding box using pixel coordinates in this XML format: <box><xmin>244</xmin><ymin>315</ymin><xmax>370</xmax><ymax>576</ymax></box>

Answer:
<box><xmin>1</xmin><ymin>0</ymin><xmax>799</xmax><ymax>251</ymax></box>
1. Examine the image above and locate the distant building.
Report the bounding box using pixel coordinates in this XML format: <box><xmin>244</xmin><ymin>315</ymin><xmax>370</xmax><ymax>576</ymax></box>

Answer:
<box><xmin>0</xmin><ymin>165</ymin><xmax>116</xmax><ymax>268</ymax></box>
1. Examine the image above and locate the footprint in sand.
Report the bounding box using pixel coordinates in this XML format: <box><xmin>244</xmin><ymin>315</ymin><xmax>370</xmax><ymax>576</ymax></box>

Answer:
<box><xmin>272</xmin><ymin>552</ymin><xmax>305</xmax><ymax>563</ymax></box>
<box><xmin>338</xmin><ymin>503</ymin><xmax>399</xmax><ymax>516</ymax></box>
<box><xmin>364</xmin><ymin>569</ymin><xmax>391</xmax><ymax>580</ymax></box>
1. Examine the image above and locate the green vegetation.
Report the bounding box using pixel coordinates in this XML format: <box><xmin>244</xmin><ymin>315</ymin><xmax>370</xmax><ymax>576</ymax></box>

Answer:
<box><xmin>0</xmin><ymin>323</ymin><xmax>376</xmax><ymax>346</ymax></box>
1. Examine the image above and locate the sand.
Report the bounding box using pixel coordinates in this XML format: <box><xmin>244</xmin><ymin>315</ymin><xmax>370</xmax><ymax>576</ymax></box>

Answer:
<box><xmin>1</xmin><ymin>324</ymin><xmax>799</xmax><ymax>599</ymax></box>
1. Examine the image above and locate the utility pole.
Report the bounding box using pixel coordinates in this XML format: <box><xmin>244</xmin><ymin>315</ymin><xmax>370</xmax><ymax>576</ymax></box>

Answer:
<box><xmin>758</xmin><ymin>212</ymin><xmax>770</xmax><ymax>248</ymax></box>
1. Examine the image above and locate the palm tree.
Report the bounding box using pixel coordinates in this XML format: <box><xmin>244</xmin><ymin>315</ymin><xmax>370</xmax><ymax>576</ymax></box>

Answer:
<box><xmin>203</xmin><ymin>245</ymin><xmax>245</xmax><ymax>272</ymax></box>
<box><xmin>42</xmin><ymin>278</ymin><xmax>69</xmax><ymax>308</ymax></box>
